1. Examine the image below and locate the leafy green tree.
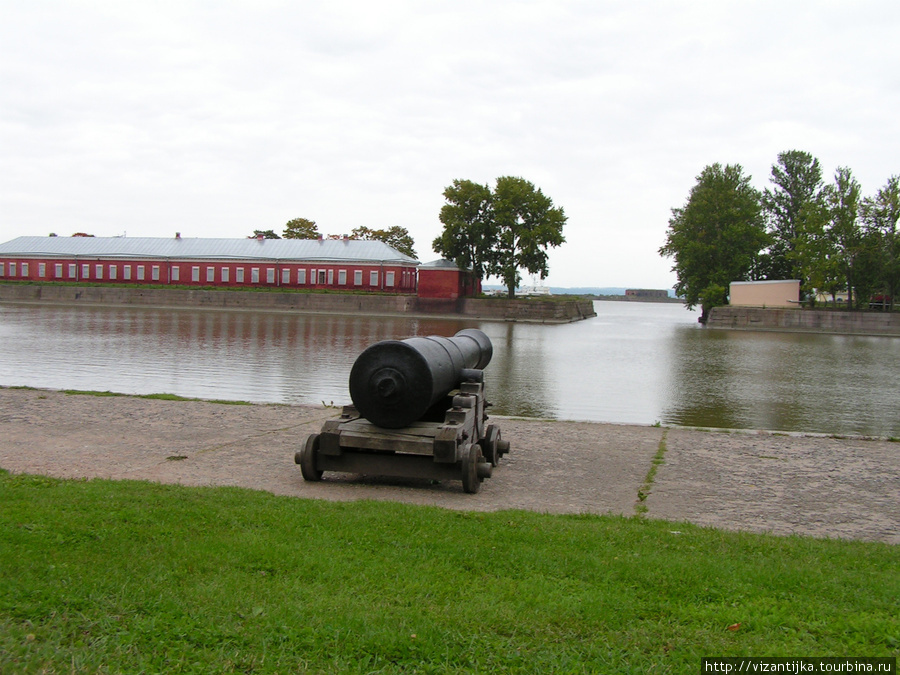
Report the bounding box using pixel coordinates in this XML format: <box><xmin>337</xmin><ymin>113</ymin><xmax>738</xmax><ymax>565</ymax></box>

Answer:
<box><xmin>790</xmin><ymin>199</ymin><xmax>840</xmax><ymax>307</ymax></box>
<box><xmin>659</xmin><ymin>163</ymin><xmax>768</xmax><ymax>323</ymax></box>
<box><xmin>860</xmin><ymin>175</ymin><xmax>900</xmax><ymax>311</ymax></box>
<box><xmin>490</xmin><ymin>176</ymin><xmax>567</xmax><ymax>298</ymax></box>
<box><xmin>283</xmin><ymin>218</ymin><xmax>320</xmax><ymax>239</ymax></box>
<box><xmin>432</xmin><ymin>179</ymin><xmax>495</xmax><ymax>281</ymax></box>
<box><xmin>251</xmin><ymin>229</ymin><xmax>281</xmax><ymax>239</ymax></box>
<box><xmin>350</xmin><ymin>226</ymin><xmax>417</xmax><ymax>259</ymax></box>
<box><xmin>823</xmin><ymin>167</ymin><xmax>865</xmax><ymax>309</ymax></box>
<box><xmin>761</xmin><ymin>150</ymin><xmax>824</xmax><ymax>283</ymax></box>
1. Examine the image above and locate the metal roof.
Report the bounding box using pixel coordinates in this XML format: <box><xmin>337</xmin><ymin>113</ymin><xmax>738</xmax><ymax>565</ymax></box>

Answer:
<box><xmin>419</xmin><ymin>259</ymin><xmax>477</xmax><ymax>272</ymax></box>
<box><xmin>0</xmin><ymin>236</ymin><xmax>418</xmax><ymax>265</ymax></box>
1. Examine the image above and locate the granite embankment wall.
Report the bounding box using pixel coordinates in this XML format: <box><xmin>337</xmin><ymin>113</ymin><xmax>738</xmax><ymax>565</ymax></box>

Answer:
<box><xmin>0</xmin><ymin>284</ymin><xmax>596</xmax><ymax>324</ymax></box>
<box><xmin>708</xmin><ymin>306</ymin><xmax>900</xmax><ymax>336</ymax></box>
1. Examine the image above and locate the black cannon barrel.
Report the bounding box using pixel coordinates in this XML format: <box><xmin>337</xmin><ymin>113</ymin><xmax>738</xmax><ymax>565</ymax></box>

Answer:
<box><xmin>349</xmin><ymin>329</ymin><xmax>493</xmax><ymax>428</ymax></box>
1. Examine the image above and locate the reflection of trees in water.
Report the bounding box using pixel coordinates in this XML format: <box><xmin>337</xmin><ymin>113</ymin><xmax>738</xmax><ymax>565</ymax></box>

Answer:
<box><xmin>660</xmin><ymin>327</ymin><xmax>899</xmax><ymax>435</ymax></box>
<box><xmin>481</xmin><ymin>323</ymin><xmax>552</xmax><ymax>419</ymax></box>
<box><xmin>661</xmin><ymin>328</ymin><xmax>747</xmax><ymax>429</ymax></box>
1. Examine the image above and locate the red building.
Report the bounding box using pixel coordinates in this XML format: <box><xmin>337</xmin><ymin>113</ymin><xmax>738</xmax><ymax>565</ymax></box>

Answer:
<box><xmin>416</xmin><ymin>259</ymin><xmax>481</xmax><ymax>299</ymax></box>
<box><xmin>0</xmin><ymin>236</ymin><xmax>491</xmax><ymax>302</ymax></box>
<box><xmin>0</xmin><ymin>235</ymin><xmax>419</xmax><ymax>293</ymax></box>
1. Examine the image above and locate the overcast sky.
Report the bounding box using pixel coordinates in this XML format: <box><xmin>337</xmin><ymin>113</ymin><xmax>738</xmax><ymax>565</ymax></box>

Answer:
<box><xmin>2</xmin><ymin>1</ymin><xmax>898</xmax><ymax>289</ymax></box>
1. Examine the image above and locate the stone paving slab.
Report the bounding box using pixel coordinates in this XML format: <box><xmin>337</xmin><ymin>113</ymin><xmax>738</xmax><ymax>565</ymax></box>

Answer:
<box><xmin>1</xmin><ymin>387</ymin><xmax>897</xmax><ymax>544</ymax></box>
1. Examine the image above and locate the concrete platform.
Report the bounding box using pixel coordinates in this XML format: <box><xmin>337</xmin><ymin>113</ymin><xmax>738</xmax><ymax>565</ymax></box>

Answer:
<box><xmin>1</xmin><ymin>387</ymin><xmax>897</xmax><ymax>544</ymax></box>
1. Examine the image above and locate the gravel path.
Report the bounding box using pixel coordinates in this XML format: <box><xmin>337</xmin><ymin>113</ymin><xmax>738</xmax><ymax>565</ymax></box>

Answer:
<box><xmin>1</xmin><ymin>387</ymin><xmax>897</xmax><ymax>544</ymax></box>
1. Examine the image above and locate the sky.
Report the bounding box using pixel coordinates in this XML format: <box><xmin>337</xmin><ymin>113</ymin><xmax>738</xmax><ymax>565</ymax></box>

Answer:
<box><xmin>2</xmin><ymin>1</ymin><xmax>898</xmax><ymax>290</ymax></box>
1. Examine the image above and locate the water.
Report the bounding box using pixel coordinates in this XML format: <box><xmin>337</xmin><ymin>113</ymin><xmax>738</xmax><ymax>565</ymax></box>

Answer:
<box><xmin>1</xmin><ymin>301</ymin><xmax>898</xmax><ymax>436</ymax></box>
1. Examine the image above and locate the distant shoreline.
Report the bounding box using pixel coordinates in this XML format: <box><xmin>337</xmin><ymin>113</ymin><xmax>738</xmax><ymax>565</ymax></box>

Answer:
<box><xmin>585</xmin><ymin>294</ymin><xmax>683</xmax><ymax>304</ymax></box>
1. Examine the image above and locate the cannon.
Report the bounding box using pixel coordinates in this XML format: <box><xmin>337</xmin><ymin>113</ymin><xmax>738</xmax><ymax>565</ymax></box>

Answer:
<box><xmin>296</xmin><ymin>329</ymin><xmax>509</xmax><ymax>493</ymax></box>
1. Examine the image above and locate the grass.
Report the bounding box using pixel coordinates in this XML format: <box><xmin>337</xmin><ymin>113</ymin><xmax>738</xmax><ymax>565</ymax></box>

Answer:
<box><xmin>1</xmin><ymin>471</ymin><xmax>897</xmax><ymax>673</ymax></box>
<box><xmin>635</xmin><ymin>429</ymin><xmax>669</xmax><ymax>516</ymax></box>
<box><xmin>60</xmin><ymin>389</ymin><xmax>253</xmax><ymax>405</ymax></box>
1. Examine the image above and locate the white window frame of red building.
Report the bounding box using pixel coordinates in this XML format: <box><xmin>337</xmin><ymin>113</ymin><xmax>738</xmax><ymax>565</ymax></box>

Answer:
<box><xmin>297</xmin><ymin>269</ymin><xmax>306</xmax><ymax>284</ymax></box>
<box><xmin>221</xmin><ymin>267</ymin><xmax>229</xmax><ymax>283</ymax></box>
<box><xmin>266</xmin><ymin>268</ymin><xmax>275</xmax><ymax>284</ymax></box>
<box><xmin>370</xmin><ymin>270</ymin><xmax>378</xmax><ymax>286</ymax></box>
<box><xmin>152</xmin><ymin>265</ymin><xmax>160</xmax><ymax>281</ymax></box>
<box><xmin>171</xmin><ymin>266</ymin><xmax>179</xmax><ymax>282</ymax></box>
<box><xmin>123</xmin><ymin>265</ymin><xmax>131</xmax><ymax>280</ymax></box>
<box><xmin>109</xmin><ymin>265</ymin><xmax>117</xmax><ymax>280</ymax></box>
<box><xmin>207</xmin><ymin>267</ymin><xmax>215</xmax><ymax>283</ymax></box>
<box><xmin>236</xmin><ymin>267</ymin><xmax>244</xmax><ymax>283</ymax></box>
<box><xmin>137</xmin><ymin>265</ymin><xmax>145</xmax><ymax>281</ymax></box>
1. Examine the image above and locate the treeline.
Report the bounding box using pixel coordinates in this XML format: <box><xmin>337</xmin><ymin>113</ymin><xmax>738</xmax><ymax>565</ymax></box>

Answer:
<box><xmin>660</xmin><ymin>150</ymin><xmax>899</xmax><ymax>321</ymax></box>
<box><xmin>253</xmin><ymin>219</ymin><xmax>417</xmax><ymax>259</ymax></box>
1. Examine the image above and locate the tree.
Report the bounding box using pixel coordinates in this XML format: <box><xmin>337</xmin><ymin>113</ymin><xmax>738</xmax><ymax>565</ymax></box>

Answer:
<box><xmin>351</xmin><ymin>226</ymin><xmax>417</xmax><ymax>259</ymax></box>
<box><xmin>283</xmin><ymin>218</ymin><xmax>320</xmax><ymax>239</ymax></box>
<box><xmin>823</xmin><ymin>167</ymin><xmax>864</xmax><ymax>309</ymax></box>
<box><xmin>860</xmin><ymin>175</ymin><xmax>900</xmax><ymax>311</ymax></box>
<box><xmin>790</xmin><ymin>199</ymin><xmax>841</xmax><ymax>307</ymax></box>
<box><xmin>432</xmin><ymin>179</ymin><xmax>495</xmax><ymax>281</ymax></box>
<box><xmin>432</xmin><ymin>177</ymin><xmax>567</xmax><ymax>298</ymax></box>
<box><xmin>659</xmin><ymin>163</ymin><xmax>768</xmax><ymax>323</ymax></box>
<box><xmin>251</xmin><ymin>229</ymin><xmax>281</xmax><ymax>239</ymax></box>
<box><xmin>489</xmin><ymin>177</ymin><xmax>567</xmax><ymax>298</ymax></box>
<box><xmin>761</xmin><ymin>150</ymin><xmax>824</xmax><ymax>282</ymax></box>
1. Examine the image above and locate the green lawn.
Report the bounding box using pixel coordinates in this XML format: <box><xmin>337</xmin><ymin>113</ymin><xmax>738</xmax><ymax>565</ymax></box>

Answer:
<box><xmin>1</xmin><ymin>469</ymin><xmax>897</xmax><ymax>673</ymax></box>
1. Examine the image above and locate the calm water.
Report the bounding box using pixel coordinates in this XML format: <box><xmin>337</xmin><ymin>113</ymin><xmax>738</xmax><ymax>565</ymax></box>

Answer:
<box><xmin>1</xmin><ymin>301</ymin><xmax>898</xmax><ymax>436</ymax></box>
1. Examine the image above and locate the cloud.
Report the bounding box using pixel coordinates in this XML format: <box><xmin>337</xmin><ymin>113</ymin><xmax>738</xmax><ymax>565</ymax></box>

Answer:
<box><xmin>1</xmin><ymin>1</ymin><xmax>898</xmax><ymax>288</ymax></box>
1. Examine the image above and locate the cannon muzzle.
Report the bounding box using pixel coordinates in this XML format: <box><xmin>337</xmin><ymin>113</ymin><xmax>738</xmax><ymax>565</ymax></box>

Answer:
<box><xmin>349</xmin><ymin>329</ymin><xmax>492</xmax><ymax>428</ymax></box>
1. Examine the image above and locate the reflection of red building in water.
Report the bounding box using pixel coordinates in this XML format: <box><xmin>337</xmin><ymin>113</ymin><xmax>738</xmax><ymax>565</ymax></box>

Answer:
<box><xmin>0</xmin><ymin>236</ymin><xmax>482</xmax><ymax>300</ymax></box>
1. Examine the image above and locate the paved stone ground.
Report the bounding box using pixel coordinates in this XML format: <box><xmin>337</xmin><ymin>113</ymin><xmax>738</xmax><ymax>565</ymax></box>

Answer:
<box><xmin>1</xmin><ymin>387</ymin><xmax>897</xmax><ymax>544</ymax></box>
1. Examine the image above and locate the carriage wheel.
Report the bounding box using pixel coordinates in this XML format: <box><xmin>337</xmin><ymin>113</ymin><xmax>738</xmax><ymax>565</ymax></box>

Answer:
<box><xmin>461</xmin><ymin>444</ymin><xmax>481</xmax><ymax>494</ymax></box>
<box><xmin>461</xmin><ymin>444</ymin><xmax>492</xmax><ymax>494</ymax></box>
<box><xmin>296</xmin><ymin>433</ymin><xmax>323</xmax><ymax>482</ymax></box>
<box><xmin>482</xmin><ymin>425</ymin><xmax>501</xmax><ymax>467</ymax></box>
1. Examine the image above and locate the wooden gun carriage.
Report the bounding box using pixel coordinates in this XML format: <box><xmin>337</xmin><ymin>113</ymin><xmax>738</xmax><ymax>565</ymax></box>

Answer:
<box><xmin>295</xmin><ymin>329</ymin><xmax>508</xmax><ymax>493</ymax></box>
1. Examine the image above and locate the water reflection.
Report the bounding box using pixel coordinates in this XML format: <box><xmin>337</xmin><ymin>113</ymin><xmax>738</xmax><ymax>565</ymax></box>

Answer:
<box><xmin>1</xmin><ymin>301</ymin><xmax>898</xmax><ymax>436</ymax></box>
<box><xmin>662</xmin><ymin>327</ymin><xmax>900</xmax><ymax>436</ymax></box>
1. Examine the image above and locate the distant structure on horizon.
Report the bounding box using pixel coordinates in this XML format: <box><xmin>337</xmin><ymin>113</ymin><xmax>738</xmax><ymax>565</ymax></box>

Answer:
<box><xmin>625</xmin><ymin>289</ymin><xmax>669</xmax><ymax>299</ymax></box>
